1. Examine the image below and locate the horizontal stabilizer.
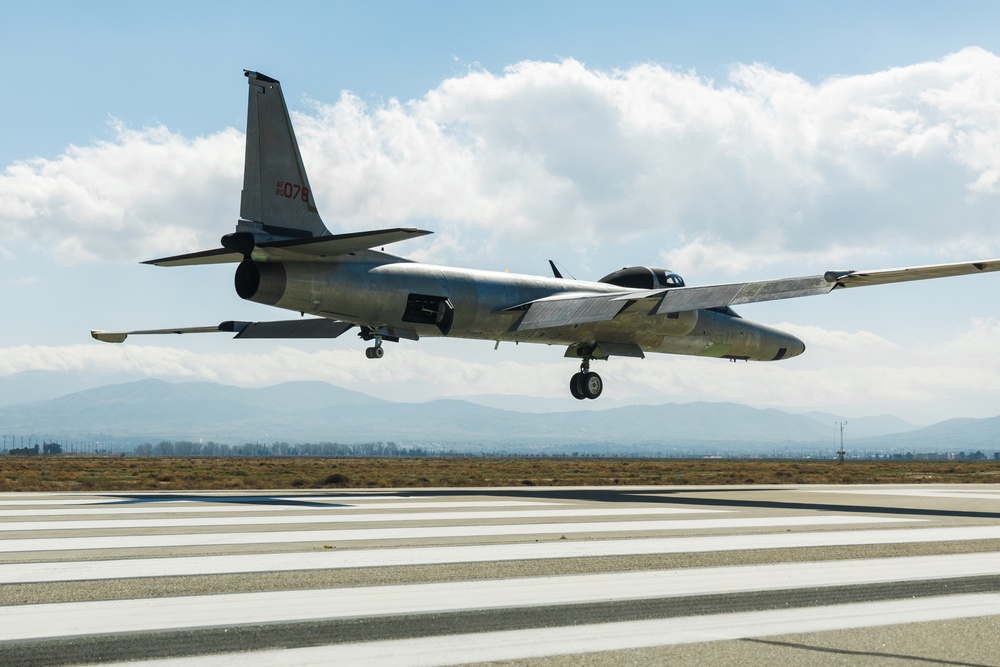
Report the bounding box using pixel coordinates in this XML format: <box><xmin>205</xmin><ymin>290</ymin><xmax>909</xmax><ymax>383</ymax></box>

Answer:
<box><xmin>260</xmin><ymin>227</ymin><xmax>433</xmax><ymax>260</ymax></box>
<box><xmin>143</xmin><ymin>247</ymin><xmax>244</xmax><ymax>267</ymax></box>
<box><xmin>92</xmin><ymin>318</ymin><xmax>353</xmax><ymax>343</ymax></box>
<box><xmin>144</xmin><ymin>227</ymin><xmax>433</xmax><ymax>267</ymax></box>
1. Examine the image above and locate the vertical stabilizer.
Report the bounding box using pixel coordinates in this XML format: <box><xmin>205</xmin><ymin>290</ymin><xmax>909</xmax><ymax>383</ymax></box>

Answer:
<box><xmin>240</xmin><ymin>70</ymin><xmax>329</xmax><ymax>239</ymax></box>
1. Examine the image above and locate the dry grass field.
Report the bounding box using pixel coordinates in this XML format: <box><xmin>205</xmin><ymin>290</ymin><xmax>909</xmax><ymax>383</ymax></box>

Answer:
<box><xmin>1</xmin><ymin>456</ymin><xmax>998</xmax><ymax>492</ymax></box>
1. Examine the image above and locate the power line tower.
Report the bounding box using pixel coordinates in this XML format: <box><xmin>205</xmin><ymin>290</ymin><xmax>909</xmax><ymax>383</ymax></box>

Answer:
<box><xmin>836</xmin><ymin>421</ymin><xmax>848</xmax><ymax>463</ymax></box>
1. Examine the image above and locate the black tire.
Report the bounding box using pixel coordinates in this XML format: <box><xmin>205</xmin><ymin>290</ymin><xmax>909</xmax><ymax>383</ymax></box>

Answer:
<box><xmin>372</xmin><ymin>346</ymin><xmax>384</xmax><ymax>359</ymax></box>
<box><xmin>365</xmin><ymin>348</ymin><xmax>373</xmax><ymax>359</ymax></box>
<box><xmin>582</xmin><ymin>372</ymin><xmax>603</xmax><ymax>399</ymax></box>
<box><xmin>569</xmin><ymin>372</ymin><xmax>586</xmax><ymax>400</ymax></box>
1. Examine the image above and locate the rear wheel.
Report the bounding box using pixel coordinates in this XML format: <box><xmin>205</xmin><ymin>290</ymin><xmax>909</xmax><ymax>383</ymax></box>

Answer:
<box><xmin>570</xmin><ymin>372</ymin><xmax>586</xmax><ymax>400</ymax></box>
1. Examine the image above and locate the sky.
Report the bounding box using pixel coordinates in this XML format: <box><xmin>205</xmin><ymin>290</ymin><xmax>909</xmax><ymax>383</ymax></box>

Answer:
<box><xmin>3</xmin><ymin>0</ymin><xmax>1000</xmax><ymax>425</ymax></box>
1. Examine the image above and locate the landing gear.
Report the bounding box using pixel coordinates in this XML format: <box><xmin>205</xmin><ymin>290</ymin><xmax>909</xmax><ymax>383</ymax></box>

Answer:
<box><xmin>569</xmin><ymin>358</ymin><xmax>602</xmax><ymax>400</ymax></box>
<box><xmin>363</xmin><ymin>330</ymin><xmax>385</xmax><ymax>359</ymax></box>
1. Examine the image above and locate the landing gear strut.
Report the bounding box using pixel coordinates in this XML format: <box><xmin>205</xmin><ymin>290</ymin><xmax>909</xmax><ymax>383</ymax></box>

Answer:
<box><xmin>569</xmin><ymin>357</ymin><xmax>602</xmax><ymax>400</ymax></box>
<box><xmin>361</xmin><ymin>329</ymin><xmax>385</xmax><ymax>359</ymax></box>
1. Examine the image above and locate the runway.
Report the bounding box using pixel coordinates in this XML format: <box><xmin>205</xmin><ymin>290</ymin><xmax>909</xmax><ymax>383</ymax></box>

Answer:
<box><xmin>1</xmin><ymin>484</ymin><xmax>999</xmax><ymax>666</ymax></box>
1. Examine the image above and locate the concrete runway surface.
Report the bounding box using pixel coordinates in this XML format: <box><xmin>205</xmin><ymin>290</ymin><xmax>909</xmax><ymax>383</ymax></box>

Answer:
<box><xmin>1</xmin><ymin>484</ymin><xmax>999</xmax><ymax>666</ymax></box>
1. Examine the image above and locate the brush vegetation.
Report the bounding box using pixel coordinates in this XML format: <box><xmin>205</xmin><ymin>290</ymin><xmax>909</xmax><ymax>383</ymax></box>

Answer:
<box><xmin>1</xmin><ymin>456</ymin><xmax>999</xmax><ymax>492</ymax></box>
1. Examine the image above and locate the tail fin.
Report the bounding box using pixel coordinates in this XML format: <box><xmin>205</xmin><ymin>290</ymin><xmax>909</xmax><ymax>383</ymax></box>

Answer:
<box><xmin>239</xmin><ymin>70</ymin><xmax>330</xmax><ymax>240</ymax></box>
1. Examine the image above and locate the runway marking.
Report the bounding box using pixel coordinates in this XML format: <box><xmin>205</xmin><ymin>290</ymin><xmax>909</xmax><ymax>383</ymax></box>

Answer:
<box><xmin>3</xmin><ymin>488</ymin><xmax>996</xmax><ymax>665</ymax></box>
<box><xmin>0</xmin><ymin>507</ymin><xmax>723</xmax><ymax>532</ymax></box>
<box><xmin>0</xmin><ymin>498</ymin><xmax>118</xmax><ymax>506</ymax></box>
<box><xmin>2</xmin><ymin>554</ymin><xmax>997</xmax><ymax>642</ymax></box>
<box><xmin>0</xmin><ymin>501</ymin><xmax>556</xmax><ymax>518</ymax></box>
<box><xmin>802</xmin><ymin>488</ymin><xmax>1000</xmax><ymax>501</ymax></box>
<box><xmin>91</xmin><ymin>594</ymin><xmax>1000</xmax><ymax>667</ymax></box>
<box><xmin>4</xmin><ymin>524</ymin><xmax>999</xmax><ymax>584</ymax></box>
<box><xmin>0</xmin><ymin>494</ymin><xmax>414</xmax><ymax>506</ymax></box>
<box><xmin>0</xmin><ymin>515</ymin><xmax>918</xmax><ymax>553</ymax></box>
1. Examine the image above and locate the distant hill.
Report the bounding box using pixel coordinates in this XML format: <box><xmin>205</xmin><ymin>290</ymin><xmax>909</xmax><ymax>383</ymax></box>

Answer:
<box><xmin>855</xmin><ymin>415</ymin><xmax>1000</xmax><ymax>451</ymax></box>
<box><xmin>796</xmin><ymin>410</ymin><xmax>918</xmax><ymax>439</ymax></box>
<box><xmin>0</xmin><ymin>370</ymin><xmax>146</xmax><ymax>406</ymax></box>
<box><xmin>0</xmin><ymin>377</ymin><xmax>995</xmax><ymax>455</ymax></box>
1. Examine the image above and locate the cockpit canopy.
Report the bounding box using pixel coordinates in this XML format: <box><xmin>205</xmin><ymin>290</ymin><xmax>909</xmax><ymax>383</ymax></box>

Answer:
<box><xmin>597</xmin><ymin>266</ymin><xmax>742</xmax><ymax>318</ymax></box>
<box><xmin>598</xmin><ymin>266</ymin><xmax>685</xmax><ymax>290</ymax></box>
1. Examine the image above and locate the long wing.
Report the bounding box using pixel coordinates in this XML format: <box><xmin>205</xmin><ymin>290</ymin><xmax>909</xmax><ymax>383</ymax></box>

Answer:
<box><xmin>511</xmin><ymin>257</ymin><xmax>1000</xmax><ymax>330</ymax></box>
<box><xmin>92</xmin><ymin>319</ymin><xmax>354</xmax><ymax>343</ymax></box>
<box><xmin>655</xmin><ymin>274</ymin><xmax>835</xmax><ymax>314</ymax></box>
<box><xmin>826</xmin><ymin>259</ymin><xmax>1000</xmax><ymax>287</ymax></box>
<box><xmin>658</xmin><ymin>258</ymin><xmax>1000</xmax><ymax>314</ymax></box>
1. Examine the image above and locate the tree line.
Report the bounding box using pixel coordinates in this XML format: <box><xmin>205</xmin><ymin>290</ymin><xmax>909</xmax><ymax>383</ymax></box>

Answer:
<box><xmin>8</xmin><ymin>443</ymin><xmax>63</xmax><ymax>456</ymax></box>
<box><xmin>131</xmin><ymin>440</ymin><xmax>438</xmax><ymax>457</ymax></box>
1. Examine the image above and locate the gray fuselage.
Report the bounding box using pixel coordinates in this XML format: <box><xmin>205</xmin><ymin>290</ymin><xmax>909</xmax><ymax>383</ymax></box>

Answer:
<box><xmin>238</xmin><ymin>250</ymin><xmax>805</xmax><ymax>362</ymax></box>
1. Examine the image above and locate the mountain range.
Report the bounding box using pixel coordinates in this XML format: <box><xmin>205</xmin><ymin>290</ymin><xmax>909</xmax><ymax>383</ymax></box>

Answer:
<box><xmin>2</xmin><ymin>373</ymin><xmax>997</xmax><ymax>455</ymax></box>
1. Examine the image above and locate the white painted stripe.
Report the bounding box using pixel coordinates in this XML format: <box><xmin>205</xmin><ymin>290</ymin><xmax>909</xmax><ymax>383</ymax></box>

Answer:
<box><xmin>0</xmin><ymin>501</ymin><xmax>554</xmax><ymax>517</ymax></box>
<box><xmin>3</xmin><ymin>524</ymin><xmax>998</xmax><ymax>584</ymax></box>
<box><xmin>0</xmin><ymin>498</ymin><xmax>117</xmax><ymax>506</ymax></box>
<box><xmin>88</xmin><ymin>594</ymin><xmax>1000</xmax><ymax>667</ymax></box>
<box><xmin>0</xmin><ymin>507</ymin><xmax>720</xmax><ymax>532</ymax></box>
<box><xmin>0</xmin><ymin>494</ymin><xmax>414</xmax><ymax>506</ymax></box>
<box><xmin>0</xmin><ymin>515</ymin><xmax>916</xmax><ymax>553</ymax></box>
<box><xmin>803</xmin><ymin>488</ymin><xmax>1000</xmax><ymax>500</ymax></box>
<box><xmin>1</xmin><ymin>555</ymin><xmax>997</xmax><ymax>642</ymax></box>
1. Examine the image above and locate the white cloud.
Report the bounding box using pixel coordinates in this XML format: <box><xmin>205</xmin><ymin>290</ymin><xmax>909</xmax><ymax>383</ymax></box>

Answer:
<box><xmin>3</xmin><ymin>318</ymin><xmax>1000</xmax><ymax>424</ymax></box>
<box><xmin>0</xmin><ymin>124</ymin><xmax>243</xmax><ymax>263</ymax></box>
<box><xmin>3</xmin><ymin>49</ymin><xmax>1000</xmax><ymax>272</ymax></box>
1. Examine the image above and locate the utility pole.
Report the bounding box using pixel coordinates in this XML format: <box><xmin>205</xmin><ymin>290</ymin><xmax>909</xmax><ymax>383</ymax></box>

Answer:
<box><xmin>836</xmin><ymin>421</ymin><xmax>848</xmax><ymax>463</ymax></box>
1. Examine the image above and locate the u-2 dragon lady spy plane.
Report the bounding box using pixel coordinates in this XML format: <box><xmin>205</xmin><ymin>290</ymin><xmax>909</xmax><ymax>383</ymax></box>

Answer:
<box><xmin>93</xmin><ymin>70</ymin><xmax>1000</xmax><ymax>399</ymax></box>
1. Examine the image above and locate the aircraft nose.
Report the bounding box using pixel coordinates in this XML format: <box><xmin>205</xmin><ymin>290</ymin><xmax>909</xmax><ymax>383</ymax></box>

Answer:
<box><xmin>775</xmin><ymin>332</ymin><xmax>806</xmax><ymax>360</ymax></box>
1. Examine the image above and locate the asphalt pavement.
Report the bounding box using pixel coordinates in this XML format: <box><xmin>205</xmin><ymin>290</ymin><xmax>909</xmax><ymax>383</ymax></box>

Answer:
<box><xmin>1</xmin><ymin>484</ymin><xmax>999</xmax><ymax>666</ymax></box>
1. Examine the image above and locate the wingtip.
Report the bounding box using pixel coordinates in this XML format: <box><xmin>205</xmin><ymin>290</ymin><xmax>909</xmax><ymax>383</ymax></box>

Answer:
<box><xmin>91</xmin><ymin>331</ymin><xmax>127</xmax><ymax>343</ymax></box>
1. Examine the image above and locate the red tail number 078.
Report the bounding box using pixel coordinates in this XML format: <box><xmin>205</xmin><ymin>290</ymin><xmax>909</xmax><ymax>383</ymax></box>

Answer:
<box><xmin>275</xmin><ymin>181</ymin><xmax>309</xmax><ymax>202</ymax></box>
